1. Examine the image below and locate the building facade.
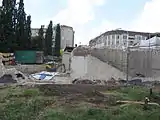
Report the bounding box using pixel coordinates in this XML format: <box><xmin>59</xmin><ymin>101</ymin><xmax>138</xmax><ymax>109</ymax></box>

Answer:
<box><xmin>31</xmin><ymin>28</ymin><xmax>47</xmax><ymax>37</ymax></box>
<box><xmin>89</xmin><ymin>30</ymin><xmax>152</xmax><ymax>49</ymax></box>
<box><xmin>60</xmin><ymin>25</ymin><xmax>74</xmax><ymax>49</ymax></box>
<box><xmin>31</xmin><ymin>25</ymin><xmax>74</xmax><ymax>50</ymax></box>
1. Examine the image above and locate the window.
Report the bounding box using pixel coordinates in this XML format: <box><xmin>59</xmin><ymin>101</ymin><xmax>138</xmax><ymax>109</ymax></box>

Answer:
<box><xmin>112</xmin><ymin>40</ymin><xmax>114</xmax><ymax>45</ymax></box>
<box><xmin>129</xmin><ymin>41</ymin><xmax>134</xmax><ymax>46</ymax></box>
<box><xmin>104</xmin><ymin>40</ymin><xmax>107</xmax><ymax>45</ymax></box>
<box><xmin>108</xmin><ymin>35</ymin><xmax>111</xmax><ymax>40</ymax></box>
<box><xmin>108</xmin><ymin>40</ymin><xmax>110</xmax><ymax>45</ymax></box>
<box><xmin>116</xmin><ymin>40</ymin><xmax>119</xmax><ymax>45</ymax></box>
<box><xmin>123</xmin><ymin>34</ymin><xmax>127</xmax><ymax>39</ymax></box>
<box><xmin>136</xmin><ymin>35</ymin><xmax>142</xmax><ymax>40</ymax></box>
<box><xmin>142</xmin><ymin>36</ymin><xmax>146</xmax><ymax>40</ymax></box>
<box><xmin>112</xmin><ymin>35</ymin><xmax>115</xmax><ymax>39</ymax></box>
<box><xmin>116</xmin><ymin>35</ymin><xmax>120</xmax><ymax>39</ymax></box>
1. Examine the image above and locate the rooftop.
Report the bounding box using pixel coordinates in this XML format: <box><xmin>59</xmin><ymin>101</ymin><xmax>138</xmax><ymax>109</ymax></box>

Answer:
<box><xmin>90</xmin><ymin>29</ymin><xmax>153</xmax><ymax>42</ymax></box>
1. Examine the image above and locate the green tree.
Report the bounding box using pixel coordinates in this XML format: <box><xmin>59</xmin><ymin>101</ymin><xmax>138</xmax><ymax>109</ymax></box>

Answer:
<box><xmin>16</xmin><ymin>0</ymin><xmax>27</xmax><ymax>50</ymax></box>
<box><xmin>0</xmin><ymin>0</ymin><xmax>31</xmax><ymax>51</ymax></box>
<box><xmin>0</xmin><ymin>6</ymin><xmax>5</xmax><ymax>47</ymax></box>
<box><xmin>38</xmin><ymin>25</ymin><xmax>45</xmax><ymax>51</ymax></box>
<box><xmin>31</xmin><ymin>36</ymin><xmax>40</xmax><ymax>50</ymax></box>
<box><xmin>25</xmin><ymin>15</ymin><xmax>31</xmax><ymax>49</ymax></box>
<box><xmin>0</xmin><ymin>0</ymin><xmax>16</xmax><ymax>52</ymax></box>
<box><xmin>54</xmin><ymin>24</ymin><xmax>61</xmax><ymax>57</ymax></box>
<box><xmin>11</xmin><ymin>0</ymin><xmax>18</xmax><ymax>51</ymax></box>
<box><xmin>45</xmin><ymin>21</ymin><xmax>53</xmax><ymax>55</ymax></box>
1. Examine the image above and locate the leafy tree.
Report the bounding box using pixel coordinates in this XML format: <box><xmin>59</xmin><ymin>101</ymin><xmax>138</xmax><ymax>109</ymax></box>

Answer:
<box><xmin>54</xmin><ymin>24</ymin><xmax>61</xmax><ymax>57</ymax></box>
<box><xmin>45</xmin><ymin>20</ymin><xmax>53</xmax><ymax>55</ymax></box>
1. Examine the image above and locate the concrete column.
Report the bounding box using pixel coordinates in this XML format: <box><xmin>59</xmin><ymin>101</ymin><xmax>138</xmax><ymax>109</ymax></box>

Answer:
<box><xmin>106</xmin><ymin>36</ymin><xmax>108</xmax><ymax>47</ymax></box>
<box><xmin>115</xmin><ymin>35</ymin><xmax>117</xmax><ymax>48</ymax></box>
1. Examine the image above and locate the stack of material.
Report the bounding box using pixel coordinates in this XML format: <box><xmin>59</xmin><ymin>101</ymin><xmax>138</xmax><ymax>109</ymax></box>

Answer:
<box><xmin>0</xmin><ymin>53</ymin><xmax>15</xmax><ymax>65</ymax></box>
<box><xmin>0</xmin><ymin>54</ymin><xmax>28</xmax><ymax>84</ymax></box>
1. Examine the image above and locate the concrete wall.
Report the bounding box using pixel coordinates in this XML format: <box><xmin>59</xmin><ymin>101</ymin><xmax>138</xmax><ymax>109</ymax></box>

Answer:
<box><xmin>70</xmin><ymin>56</ymin><xmax>88</xmax><ymax>79</ymax></box>
<box><xmin>91</xmin><ymin>48</ymin><xmax>160</xmax><ymax>79</ymax></box>
<box><xmin>62</xmin><ymin>52</ymin><xmax>71</xmax><ymax>71</ymax></box>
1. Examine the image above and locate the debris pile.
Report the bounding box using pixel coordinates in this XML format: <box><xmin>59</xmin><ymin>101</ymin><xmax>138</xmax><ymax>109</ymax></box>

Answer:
<box><xmin>72</xmin><ymin>79</ymin><xmax>108</xmax><ymax>85</ymax></box>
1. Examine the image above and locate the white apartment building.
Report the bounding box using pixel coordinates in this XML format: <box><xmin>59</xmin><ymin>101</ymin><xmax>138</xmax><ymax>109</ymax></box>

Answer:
<box><xmin>89</xmin><ymin>30</ymin><xmax>151</xmax><ymax>49</ymax></box>
<box><xmin>60</xmin><ymin>25</ymin><xmax>74</xmax><ymax>49</ymax></box>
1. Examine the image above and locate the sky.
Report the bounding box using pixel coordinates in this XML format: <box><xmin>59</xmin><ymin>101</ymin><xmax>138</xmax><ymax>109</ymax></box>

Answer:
<box><xmin>1</xmin><ymin>0</ymin><xmax>160</xmax><ymax>45</ymax></box>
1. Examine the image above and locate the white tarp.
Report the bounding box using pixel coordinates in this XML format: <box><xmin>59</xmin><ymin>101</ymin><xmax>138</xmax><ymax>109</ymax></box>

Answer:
<box><xmin>139</xmin><ymin>36</ymin><xmax>160</xmax><ymax>47</ymax></box>
<box><xmin>30</xmin><ymin>71</ymin><xmax>59</xmax><ymax>81</ymax></box>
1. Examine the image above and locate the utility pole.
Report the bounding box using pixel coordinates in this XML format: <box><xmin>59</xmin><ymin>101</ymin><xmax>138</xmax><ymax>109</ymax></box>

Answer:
<box><xmin>126</xmin><ymin>46</ymin><xmax>130</xmax><ymax>82</ymax></box>
<box><xmin>126</xmin><ymin>31</ymin><xmax>129</xmax><ymax>82</ymax></box>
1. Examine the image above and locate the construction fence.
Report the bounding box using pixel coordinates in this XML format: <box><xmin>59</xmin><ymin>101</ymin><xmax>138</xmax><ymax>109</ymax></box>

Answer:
<box><xmin>91</xmin><ymin>48</ymin><xmax>160</xmax><ymax>80</ymax></box>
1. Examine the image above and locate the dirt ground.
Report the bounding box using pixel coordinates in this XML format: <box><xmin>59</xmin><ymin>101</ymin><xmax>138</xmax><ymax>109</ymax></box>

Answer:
<box><xmin>20</xmin><ymin>84</ymin><xmax>121</xmax><ymax>107</ymax></box>
<box><xmin>21</xmin><ymin>84</ymin><xmax>160</xmax><ymax>107</ymax></box>
<box><xmin>5</xmin><ymin>64</ymin><xmax>46</xmax><ymax>74</ymax></box>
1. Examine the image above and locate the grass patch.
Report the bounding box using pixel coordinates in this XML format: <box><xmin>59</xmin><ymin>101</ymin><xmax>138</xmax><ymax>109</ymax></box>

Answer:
<box><xmin>104</xmin><ymin>86</ymin><xmax>155</xmax><ymax>101</ymax></box>
<box><xmin>0</xmin><ymin>86</ymin><xmax>159</xmax><ymax>120</ymax></box>
<box><xmin>38</xmin><ymin>105</ymin><xmax>160</xmax><ymax>120</ymax></box>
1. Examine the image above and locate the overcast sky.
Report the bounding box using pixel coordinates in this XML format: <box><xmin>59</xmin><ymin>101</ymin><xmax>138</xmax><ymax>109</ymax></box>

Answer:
<box><xmin>1</xmin><ymin>0</ymin><xmax>160</xmax><ymax>45</ymax></box>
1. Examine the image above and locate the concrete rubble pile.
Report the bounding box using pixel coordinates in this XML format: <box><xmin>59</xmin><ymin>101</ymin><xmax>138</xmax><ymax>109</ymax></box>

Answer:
<box><xmin>0</xmin><ymin>54</ymin><xmax>28</xmax><ymax>84</ymax></box>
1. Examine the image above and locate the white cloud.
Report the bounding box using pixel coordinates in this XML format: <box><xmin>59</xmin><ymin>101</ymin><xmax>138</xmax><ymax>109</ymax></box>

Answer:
<box><xmin>132</xmin><ymin>0</ymin><xmax>160</xmax><ymax>32</ymax></box>
<box><xmin>24</xmin><ymin>0</ymin><xmax>49</xmax><ymax>27</ymax></box>
<box><xmin>81</xmin><ymin>20</ymin><xmax>119</xmax><ymax>44</ymax></box>
<box><xmin>52</xmin><ymin>0</ymin><xmax>105</xmax><ymax>26</ymax></box>
<box><xmin>52</xmin><ymin>0</ymin><xmax>107</xmax><ymax>44</ymax></box>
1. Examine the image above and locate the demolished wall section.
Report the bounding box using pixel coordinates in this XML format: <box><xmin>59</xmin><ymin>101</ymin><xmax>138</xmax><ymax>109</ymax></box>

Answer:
<box><xmin>70</xmin><ymin>46</ymin><xmax>126</xmax><ymax>81</ymax></box>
